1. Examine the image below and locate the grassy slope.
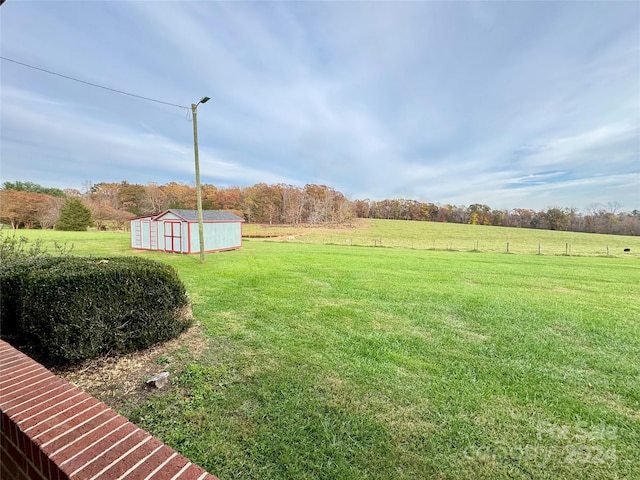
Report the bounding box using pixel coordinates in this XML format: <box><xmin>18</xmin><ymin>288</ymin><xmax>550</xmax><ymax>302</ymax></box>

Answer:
<box><xmin>245</xmin><ymin>218</ymin><xmax>640</xmax><ymax>256</ymax></box>
<box><xmin>9</xmin><ymin>225</ymin><xmax>640</xmax><ymax>479</ymax></box>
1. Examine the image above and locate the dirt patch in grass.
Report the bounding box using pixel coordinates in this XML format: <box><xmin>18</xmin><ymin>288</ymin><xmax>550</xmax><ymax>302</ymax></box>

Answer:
<box><xmin>53</xmin><ymin>323</ymin><xmax>208</xmax><ymax>412</ymax></box>
<box><xmin>553</xmin><ymin>287</ymin><xmax>580</xmax><ymax>294</ymax></box>
<box><xmin>242</xmin><ymin>220</ymin><xmax>365</xmax><ymax>239</ymax></box>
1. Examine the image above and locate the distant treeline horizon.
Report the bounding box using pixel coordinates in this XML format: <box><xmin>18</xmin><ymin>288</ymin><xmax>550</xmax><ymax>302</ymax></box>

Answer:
<box><xmin>1</xmin><ymin>180</ymin><xmax>638</xmax><ymax>236</ymax></box>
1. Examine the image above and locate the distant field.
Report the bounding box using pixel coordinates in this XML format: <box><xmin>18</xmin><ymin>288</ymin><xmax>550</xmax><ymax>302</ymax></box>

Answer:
<box><xmin>244</xmin><ymin>218</ymin><xmax>640</xmax><ymax>257</ymax></box>
<box><xmin>6</xmin><ymin>225</ymin><xmax>640</xmax><ymax>479</ymax></box>
<box><xmin>7</xmin><ymin>218</ymin><xmax>640</xmax><ymax>257</ymax></box>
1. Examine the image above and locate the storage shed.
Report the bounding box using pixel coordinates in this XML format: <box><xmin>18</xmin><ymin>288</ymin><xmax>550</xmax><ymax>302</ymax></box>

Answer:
<box><xmin>130</xmin><ymin>209</ymin><xmax>244</xmax><ymax>254</ymax></box>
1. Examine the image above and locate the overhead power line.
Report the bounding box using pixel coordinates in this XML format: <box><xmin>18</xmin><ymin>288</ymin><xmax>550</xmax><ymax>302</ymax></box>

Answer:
<box><xmin>0</xmin><ymin>56</ymin><xmax>188</xmax><ymax>111</ymax></box>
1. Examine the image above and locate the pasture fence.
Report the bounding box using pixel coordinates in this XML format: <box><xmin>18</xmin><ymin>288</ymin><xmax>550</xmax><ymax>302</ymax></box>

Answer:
<box><xmin>261</xmin><ymin>235</ymin><xmax>638</xmax><ymax>257</ymax></box>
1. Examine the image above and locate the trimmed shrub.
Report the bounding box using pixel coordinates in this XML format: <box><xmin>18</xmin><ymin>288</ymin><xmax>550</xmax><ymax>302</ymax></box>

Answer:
<box><xmin>0</xmin><ymin>232</ymin><xmax>74</xmax><ymax>336</ymax></box>
<box><xmin>0</xmin><ymin>257</ymin><xmax>68</xmax><ymax>336</ymax></box>
<box><xmin>0</xmin><ymin>256</ymin><xmax>191</xmax><ymax>366</ymax></box>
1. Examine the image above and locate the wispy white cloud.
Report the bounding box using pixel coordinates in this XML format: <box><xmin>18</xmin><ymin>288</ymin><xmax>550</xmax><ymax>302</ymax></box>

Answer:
<box><xmin>518</xmin><ymin>123</ymin><xmax>638</xmax><ymax>171</ymax></box>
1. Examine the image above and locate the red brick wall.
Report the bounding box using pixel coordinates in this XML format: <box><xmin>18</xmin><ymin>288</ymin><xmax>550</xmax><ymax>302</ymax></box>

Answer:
<box><xmin>0</xmin><ymin>340</ymin><xmax>218</xmax><ymax>480</ymax></box>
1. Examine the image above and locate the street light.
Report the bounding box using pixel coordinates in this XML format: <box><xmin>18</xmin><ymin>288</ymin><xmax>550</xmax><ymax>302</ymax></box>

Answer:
<box><xmin>192</xmin><ymin>96</ymin><xmax>210</xmax><ymax>264</ymax></box>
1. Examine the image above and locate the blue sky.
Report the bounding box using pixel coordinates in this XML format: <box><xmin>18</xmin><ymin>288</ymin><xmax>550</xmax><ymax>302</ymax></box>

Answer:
<box><xmin>1</xmin><ymin>1</ymin><xmax>638</xmax><ymax>211</ymax></box>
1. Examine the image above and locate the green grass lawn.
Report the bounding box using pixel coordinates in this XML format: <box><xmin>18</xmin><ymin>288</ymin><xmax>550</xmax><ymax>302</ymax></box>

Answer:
<box><xmin>7</xmin><ymin>225</ymin><xmax>640</xmax><ymax>479</ymax></box>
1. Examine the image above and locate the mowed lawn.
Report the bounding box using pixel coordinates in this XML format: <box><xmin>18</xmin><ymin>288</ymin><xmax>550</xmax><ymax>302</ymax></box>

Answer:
<box><xmin>10</xmin><ymin>223</ymin><xmax>640</xmax><ymax>479</ymax></box>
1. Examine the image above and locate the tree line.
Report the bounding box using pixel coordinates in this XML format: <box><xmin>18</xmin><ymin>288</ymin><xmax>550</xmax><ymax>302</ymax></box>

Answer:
<box><xmin>354</xmin><ymin>199</ymin><xmax>640</xmax><ymax>236</ymax></box>
<box><xmin>1</xmin><ymin>181</ymin><xmax>638</xmax><ymax>236</ymax></box>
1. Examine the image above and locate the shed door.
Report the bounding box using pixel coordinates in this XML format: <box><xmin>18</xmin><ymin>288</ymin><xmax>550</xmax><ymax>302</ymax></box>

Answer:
<box><xmin>164</xmin><ymin>221</ymin><xmax>182</xmax><ymax>252</ymax></box>
<box><xmin>141</xmin><ymin>221</ymin><xmax>151</xmax><ymax>249</ymax></box>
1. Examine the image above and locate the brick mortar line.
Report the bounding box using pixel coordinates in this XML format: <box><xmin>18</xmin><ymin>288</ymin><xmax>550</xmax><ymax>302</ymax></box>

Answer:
<box><xmin>32</xmin><ymin>401</ymin><xmax>102</xmax><ymax>440</ymax></box>
<box><xmin>67</xmin><ymin>425</ymin><xmax>140</xmax><ymax>476</ymax></box>
<box><xmin>0</xmin><ymin>345</ymin><xmax>23</xmax><ymax>354</ymax></box>
<box><xmin>0</xmin><ymin>350</ymin><xmax>29</xmax><ymax>368</ymax></box>
<box><xmin>41</xmin><ymin>407</ymin><xmax>112</xmax><ymax>450</ymax></box>
<box><xmin>0</xmin><ymin>372</ymin><xmax>56</xmax><ymax>399</ymax></box>
<box><xmin>0</xmin><ymin>358</ymin><xmax>42</xmax><ymax>376</ymax></box>
<box><xmin>48</xmin><ymin>413</ymin><xmax>119</xmax><ymax>457</ymax></box>
<box><xmin>142</xmin><ymin>452</ymin><xmax>178</xmax><ymax>480</ymax></box>
<box><xmin>114</xmin><ymin>443</ymin><xmax>165</xmax><ymax>480</ymax></box>
<box><xmin>59</xmin><ymin>421</ymin><xmax>129</xmax><ymax>468</ymax></box>
<box><xmin>0</xmin><ymin>358</ymin><xmax>38</xmax><ymax>376</ymax></box>
<box><xmin>0</xmin><ymin>364</ymin><xmax>48</xmax><ymax>385</ymax></box>
<box><xmin>2</xmin><ymin>383</ymin><xmax>73</xmax><ymax>413</ymax></box>
<box><xmin>170</xmin><ymin>461</ymin><xmax>193</xmax><ymax>480</ymax></box>
<box><xmin>14</xmin><ymin>390</ymin><xmax>87</xmax><ymax>424</ymax></box>
<box><xmin>0</xmin><ymin>370</ymin><xmax>51</xmax><ymax>394</ymax></box>
<box><xmin>87</xmin><ymin>436</ymin><xmax>153</xmax><ymax>480</ymax></box>
<box><xmin>24</xmin><ymin>395</ymin><xmax>92</xmax><ymax>433</ymax></box>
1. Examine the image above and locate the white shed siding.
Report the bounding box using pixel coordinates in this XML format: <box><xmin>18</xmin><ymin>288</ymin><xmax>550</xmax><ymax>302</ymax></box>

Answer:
<box><xmin>160</xmin><ymin>212</ymin><xmax>181</xmax><ymax>220</ymax></box>
<box><xmin>150</xmin><ymin>220</ymin><xmax>158</xmax><ymax>249</ymax></box>
<box><xmin>130</xmin><ymin>220</ymin><xmax>140</xmax><ymax>248</ymax></box>
<box><xmin>130</xmin><ymin>209</ymin><xmax>243</xmax><ymax>254</ymax></box>
<box><xmin>189</xmin><ymin>221</ymin><xmax>242</xmax><ymax>253</ymax></box>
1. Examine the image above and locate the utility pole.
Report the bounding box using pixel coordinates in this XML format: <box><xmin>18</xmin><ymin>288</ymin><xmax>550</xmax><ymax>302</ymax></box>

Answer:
<box><xmin>192</xmin><ymin>96</ymin><xmax>210</xmax><ymax>264</ymax></box>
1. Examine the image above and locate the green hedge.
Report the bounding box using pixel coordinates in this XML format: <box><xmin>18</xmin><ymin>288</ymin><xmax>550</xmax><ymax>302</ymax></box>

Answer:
<box><xmin>0</xmin><ymin>256</ymin><xmax>191</xmax><ymax>366</ymax></box>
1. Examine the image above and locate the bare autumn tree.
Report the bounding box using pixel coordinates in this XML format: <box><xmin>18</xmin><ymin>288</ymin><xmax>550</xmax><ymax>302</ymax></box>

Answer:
<box><xmin>281</xmin><ymin>185</ymin><xmax>308</xmax><ymax>224</ymax></box>
<box><xmin>334</xmin><ymin>191</ymin><xmax>354</xmax><ymax>223</ymax></box>
<box><xmin>0</xmin><ymin>190</ymin><xmax>56</xmax><ymax>229</ymax></box>
<box><xmin>511</xmin><ymin>209</ymin><xmax>537</xmax><ymax>228</ymax></box>
<box><xmin>353</xmin><ymin>199</ymin><xmax>371</xmax><ymax>219</ymax></box>
<box><xmin>63</xmin><ymin>188</ymin><xmax>82</xmax><ymax>198</ymax></box>
<box><xmin>87</xmin><ymin>204</ymin><xmax>121</xmax><ymax>230</ymax></box>
<box><xmin>113</xmin><ymin>208</ymin><xmax>134</xmax><ymax>231</ymax></box>
<box><xmin>617</xmin><ymin>211</ymin><xmax>640</xmax><ymax>235</ymax></box>
<box><xmin>34</xmin><ymin>195</ymin><xmax>65</xmax><ymax>229</ymax></box>
<box><xmin>141</xmin><ymin>182</ymin><xmax>168</xmax><ymax>214</ymax></box>
<box><xmin>88</xmin><ymin>182</ymin><xmax>121</xmax><ymax>209</ymax></box>
<box><xmin>304</xmin><ymin>184</ymin><xmax>332</xmax><ymax>223</ymax></box>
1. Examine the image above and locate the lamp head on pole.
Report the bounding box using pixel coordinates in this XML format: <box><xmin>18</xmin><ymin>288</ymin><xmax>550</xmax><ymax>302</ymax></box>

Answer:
<box><xmin>199</xmin><ymin>96</ymin><xmax>210</xmax><ymax>105</ymax></box>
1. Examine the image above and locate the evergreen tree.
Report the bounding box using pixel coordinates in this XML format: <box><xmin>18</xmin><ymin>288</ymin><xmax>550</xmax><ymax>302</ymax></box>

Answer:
<box><xmin>1</xmin><ymin>180</ymin><xmax>66</xmax><ymax>198</ymax></box>
<box><xmin>55</xmin><ymin>198</ymin><xmax>93</xmax><ymax>231</ymax></box>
